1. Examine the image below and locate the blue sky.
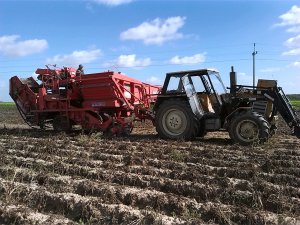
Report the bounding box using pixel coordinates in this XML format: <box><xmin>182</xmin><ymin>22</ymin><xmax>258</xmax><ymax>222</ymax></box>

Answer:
<box><xmin>0</xmin><ymin>0</ymin><xmax>299</xmax><ymax>101</ymax></box>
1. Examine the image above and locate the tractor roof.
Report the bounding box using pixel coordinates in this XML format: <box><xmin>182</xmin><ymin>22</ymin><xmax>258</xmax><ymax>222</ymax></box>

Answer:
<box><xmin>166</xmin><ymin>68</ymin><xmax>219</xmax><ymax>77</ymax></box>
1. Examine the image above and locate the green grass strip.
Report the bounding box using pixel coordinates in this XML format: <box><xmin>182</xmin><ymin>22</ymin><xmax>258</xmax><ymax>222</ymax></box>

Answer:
<box><xmin>290</xmin><ymin>100</ymin><xmax>300</xmax><ymax>110</ymax></box>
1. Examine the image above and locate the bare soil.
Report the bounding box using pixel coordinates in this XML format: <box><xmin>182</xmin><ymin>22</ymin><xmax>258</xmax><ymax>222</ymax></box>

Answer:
<box><xmin>0</xmin><ymin>105</ymin><xmax>299</xmax><ymax>225</ymax></box>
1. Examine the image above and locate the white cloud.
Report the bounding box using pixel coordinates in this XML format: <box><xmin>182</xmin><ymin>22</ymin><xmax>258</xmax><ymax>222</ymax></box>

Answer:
<box><xmin>115</xmin><ymin>54</ymin><xmax>151</xmax><ymax>67</ymax></box>
<box><xmin>284</xmin><ymin>34</ymin><xmax>300</xmax><ymax>48</ymax></box>
<box><xmin>282</xmin><ymin>48</ymin><xmax>300</xmax><ymax>56</ymax></box>
<box><xmin>146</xmin><ymin>76</ymin><xmax>162</xmax><ymax>84</ymax></box>
<box><xmin>120</xmin><ymin>16</ymin><xmax>186</xmax><ymax>45</ymax></box>
<box><xmin>275</xmin><ymin>5</ymin><xmax>300</xmax><ymax>27</ymax></box>
<box><xmin>46</xmin><ymin>49</ymin><xmax>101</xmax><ymax>66</ymax></box>
<box><xmin>293</xmin><ymin>61</ymin><xmax>300</xmax><ymax>67</ymax></box>
<box><xmin>259</xmin><ymin>67</ymin><xmax>280</xmax><ymax>73</ymax></box>
<box><xmin>0</xmin><ymin>35</ymin><xmax>48</xmax><ymax>57</ymax></box>
<box><xmin>169</xmin><ymin>53</ymin><xmax>206</xmax><ymax>65</ymax></box>
<box><xmin>274</xmin><ymin>6</ymin><xmax>300</xmax><ymax>56</ymax></box>
<box><xmin>287</xmin><ymin>26</ymin><xmax>300</xmax><ymax>33</ymax></box>
<box><xmin>92</xmin><ymin>0</ymin><xmax>133</xmax><ymax>6</ymax></box>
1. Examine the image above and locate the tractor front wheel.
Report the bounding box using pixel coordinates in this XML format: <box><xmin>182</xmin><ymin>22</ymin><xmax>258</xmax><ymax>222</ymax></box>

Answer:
<box><xmin>229</xmin><ymin>111</ymin><xmax>270</xmax><ymax>145</ymax></box>
<box><xmin>155</xmin><ymin>99</ymin><xmax>199</xmax><ymax>140</ymax></box>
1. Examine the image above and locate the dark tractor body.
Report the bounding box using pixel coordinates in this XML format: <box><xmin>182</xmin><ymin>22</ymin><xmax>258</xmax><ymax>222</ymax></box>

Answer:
<box><xmin>153</xmin><ymin>67</ymin><xmax>300</xmax><ymax>145</ymax></box>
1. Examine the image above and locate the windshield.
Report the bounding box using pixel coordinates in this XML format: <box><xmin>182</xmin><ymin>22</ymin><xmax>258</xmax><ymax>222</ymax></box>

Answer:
<box><xmin>207</xmin><ymin>71</ymin><xmax>227</xmax><ymax>94</ymax></box>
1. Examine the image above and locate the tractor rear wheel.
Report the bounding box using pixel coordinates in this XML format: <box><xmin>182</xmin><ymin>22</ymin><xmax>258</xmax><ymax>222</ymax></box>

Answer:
<box><xmin>155</xmin><ymin>99</ymin><xmax>199</xmax><ymax>140</ymax></box>
<box><xmin>53</xmin><ymin>115</ymin><xmax>72</xmax><ymax>132</ymax></box>
<box><xmin>229</xmin><ymin>111</ymin><xmax>270</xmax><ymax>145</ymax></box>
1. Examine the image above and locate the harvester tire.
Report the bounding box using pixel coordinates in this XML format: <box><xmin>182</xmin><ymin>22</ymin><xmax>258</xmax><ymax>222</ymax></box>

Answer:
<box><xmin>155</xmin><ymin>99</ymin><xmax>199</xmax><ymax>140</ymax></box>
<box><xmin>229</xmin><ymin>111</ymin><xmax>270</xmax><ymax>145</ymax></box>
<box><xmin>53</xmin><ymin>116</ymin><xmax>71</xmax><ymax>132</ymax></box>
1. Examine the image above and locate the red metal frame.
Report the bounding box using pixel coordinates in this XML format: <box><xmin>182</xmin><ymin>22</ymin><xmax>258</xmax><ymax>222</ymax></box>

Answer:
<box><xmin>9</xmin><ymin>67</ymin><xmax>161</xmax><ymax>134</ymax></box>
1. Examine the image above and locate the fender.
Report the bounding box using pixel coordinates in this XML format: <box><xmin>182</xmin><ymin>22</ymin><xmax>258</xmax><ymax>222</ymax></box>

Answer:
<box><xmin>223</xmin><ymin>107</ymin><xmax>251</xmax><ymax>129</ymax></box>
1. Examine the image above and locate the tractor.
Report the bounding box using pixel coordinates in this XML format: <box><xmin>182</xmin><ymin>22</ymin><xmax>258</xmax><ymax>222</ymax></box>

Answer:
<box><xmin>153</xmin><ymin>67</ymin><xmax>300</xmax><ymax>145</ymax></box>
<box><xmin>9</xmin><ymin>65</ymin><xmax>300</xmax><ymax>145</ymax></box>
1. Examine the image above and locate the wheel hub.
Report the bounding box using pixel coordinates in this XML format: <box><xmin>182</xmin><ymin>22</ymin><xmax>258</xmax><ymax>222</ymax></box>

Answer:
<box><xmin>236</xmin><ymin>120</ymin><xmax>258</xmax><ymax>141</ymax></box>
<box><xmin>168</xmin><ymin>114</ymin><xmax>182</xmax><ymax>128</ymax></box>
<box><xmin>162</xmin><ymin>109</ymin><xmax>187</xmax><ymax>135</ymax></box>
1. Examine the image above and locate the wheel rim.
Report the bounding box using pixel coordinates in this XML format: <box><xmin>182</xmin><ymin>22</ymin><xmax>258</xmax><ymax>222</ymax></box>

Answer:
<box><xmin>235</xmin><ymin>119</ymin><xmax>259</xmax><ymax>143</ymax></box>
<box><xmin>162</xmin><ymin>108</ymin><xmax>187</xmax><ymax>136</ymax></box>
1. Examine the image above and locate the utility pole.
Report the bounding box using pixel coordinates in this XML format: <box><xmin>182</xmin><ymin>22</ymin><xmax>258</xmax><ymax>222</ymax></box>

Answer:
<box><xmin>252</xmin><ymin>43</ymin><xmax>258</xmax><ymax>89</ymax></box>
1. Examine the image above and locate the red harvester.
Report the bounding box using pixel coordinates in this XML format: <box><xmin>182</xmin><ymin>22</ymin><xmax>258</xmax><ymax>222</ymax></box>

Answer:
<box><xmin>9</xmin><ymin>66</ymin><xmax>161</xmax><ymax>135</ymax></box>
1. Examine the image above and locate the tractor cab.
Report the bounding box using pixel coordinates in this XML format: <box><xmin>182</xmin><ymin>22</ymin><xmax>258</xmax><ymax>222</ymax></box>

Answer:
<box><xmin>154</xmin><ymin>69</ymin><xmax>227</xmax><ymax>115</ymax></box>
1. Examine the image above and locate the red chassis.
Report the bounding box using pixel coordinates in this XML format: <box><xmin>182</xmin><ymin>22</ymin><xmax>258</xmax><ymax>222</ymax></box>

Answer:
<box><xmin>10</xmin><ymin>66</ymin><xmax>161</xmax><ymax>135</ymax></box>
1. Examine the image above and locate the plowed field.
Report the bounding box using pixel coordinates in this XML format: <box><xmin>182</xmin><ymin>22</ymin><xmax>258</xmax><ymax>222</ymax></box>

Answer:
<box><xmin>0</xmin><ymin>104</ymin><xmax>299</xmax><ymax>225</ymax></box>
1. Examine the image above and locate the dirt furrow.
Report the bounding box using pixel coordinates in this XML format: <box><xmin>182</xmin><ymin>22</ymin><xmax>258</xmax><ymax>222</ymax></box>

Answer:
<box><xmin>0</xmin><ymin>203</ymin><xmax>77</xmax><ymax>225</ymax></box>
<box><xmin>1</xmin><ymin>176</ymin><xmax>298</xmax><ymax>225</ymax></box>
<box><xmin>0</xmin><ymin>159</ymin><xmax>299</xmax><ymax>219</ymax></box>
<box><xmin>0</xmin><ymin>178</ymin><xmax>186</xmax><ymax>225</ymax></box>
<box><xmin>1</xmin><ymin>120</ymin><xmax>300</xmax><ymax>225</ymax></box>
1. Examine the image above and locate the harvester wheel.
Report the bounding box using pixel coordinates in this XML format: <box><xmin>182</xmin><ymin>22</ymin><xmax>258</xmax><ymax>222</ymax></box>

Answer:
<box><xmin>155</xmin><ymin>99</ymin><xmax>198</xmax><ymax>140</ymax></box>
<box><xmin>53</xmin><ymin>116</ymin><xmax>72</xmax><ymax>132</ymax></box>
<box><xmin>103</xmin><ymin>123</ymin><xmax>133</xmax><ymax>137</ymax></box>
<box><xmin>229</xmin><ymin>111</ymin><xmax>270</xmax><ymax>145</ymax></box>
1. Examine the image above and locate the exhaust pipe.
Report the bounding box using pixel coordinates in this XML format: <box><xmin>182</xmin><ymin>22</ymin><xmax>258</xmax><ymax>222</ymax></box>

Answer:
<box><xmin>230</xmin><ymin>66</ymin><xmax>237</xmax><ymax>95</ymax></box>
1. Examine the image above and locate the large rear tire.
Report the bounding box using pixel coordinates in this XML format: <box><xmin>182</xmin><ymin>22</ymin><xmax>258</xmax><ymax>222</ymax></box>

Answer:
<box><xmin>229</xmin><ymin>111</ymin><xmax>270</xmax><ymax>145</ymax></box>
<box><xmin>155</xmin><ymin>99</ymin><xmax>199</xmax><ymax>140</ymax></box>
